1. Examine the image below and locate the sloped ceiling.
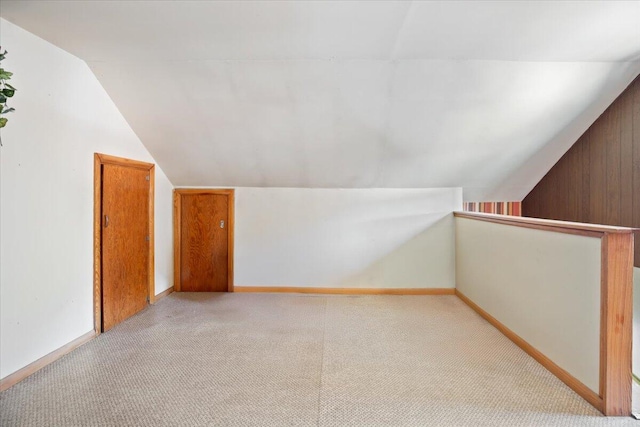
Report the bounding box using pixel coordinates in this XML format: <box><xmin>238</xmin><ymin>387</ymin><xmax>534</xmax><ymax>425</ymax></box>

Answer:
<box><xmin>1</xmin><ymin>1</ymin><xmax>639</xmax><ymax>200</ymax></box>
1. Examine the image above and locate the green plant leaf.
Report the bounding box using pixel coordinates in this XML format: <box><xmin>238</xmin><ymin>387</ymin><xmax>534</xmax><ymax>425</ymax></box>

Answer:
<box><xmin>2</xmin><ymin>88</ymin><xmax>14</xmax><ymax>97</ymax></box>
<box><xmin>0</xmin><ymin>94</ymin><xmax>5</xmax><ymax>103</ymax></box>
<box><xmin>0</xmin><ymin>69</ymin><xmax>13</xmax><ymax>80</ymax></box>
<box><xmin>1</xmin><ymin>107</ymin><xmax>15</xmax><ymax>114</ymax></box>
<box><xmin>0</xmin><ymin>117</ymin><xmax>7</xmax><ymax>128</ymax></box>
<box><xmin>5</xmin><ymin>83</ymin><xmax>15</xmax><ymax>90</ymax></box>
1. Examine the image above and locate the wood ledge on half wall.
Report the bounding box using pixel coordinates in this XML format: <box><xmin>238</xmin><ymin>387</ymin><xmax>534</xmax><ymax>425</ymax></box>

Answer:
<box><xmin>454</xmin><ymin>211</ymin><xmax>638</xmax><ymax>236</ymax></box>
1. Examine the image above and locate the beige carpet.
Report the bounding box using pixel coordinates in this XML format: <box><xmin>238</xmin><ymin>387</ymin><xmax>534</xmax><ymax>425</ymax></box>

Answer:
<box><xmin>0</xmin><ymin>293</ymin><xmax>637</xmax><ymax>426</ymax></box>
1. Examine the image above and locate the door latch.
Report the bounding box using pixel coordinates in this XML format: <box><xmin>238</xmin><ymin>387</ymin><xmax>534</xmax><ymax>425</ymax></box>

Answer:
<box><xmin>220</xmin><ymin>220</ymin><xmax>225</xmax><ymax>229</ymax></box>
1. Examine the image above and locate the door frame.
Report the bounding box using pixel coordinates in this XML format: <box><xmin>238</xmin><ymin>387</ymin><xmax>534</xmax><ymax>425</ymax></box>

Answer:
<box><xmin>93</xmin><ymin>153</ymin><xmax>155</xmax><ymax>334</ymax></box>
<box><xmin>173</xmin><ymin>189</ymin><xmax>235</xmax><ymax>292</ymax></box>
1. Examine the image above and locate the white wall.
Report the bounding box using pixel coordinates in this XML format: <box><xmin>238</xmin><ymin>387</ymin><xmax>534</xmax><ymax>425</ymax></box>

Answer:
<box><xmin>234</xmin><ymin>187</ymin><xmax>461</xmax><ymax>288</ymax></box>
<box><xmin>0</xmin><ymin>19</ymin><xmax>173</xmax><ymax>379</ymax></box>
<box><xmin>455</xmin><ymin>217</ymin><xmax>602</xmax><ymax>393</ymax></box>
<box><xmin>154</xmin><ymin>176</ymin><xmax>173</xmax><ymax>295</ymax></box>
<box><xmin>634</xmin><ymin>267</ymin><xmax>640</xmax><ymax>378</ymax></box>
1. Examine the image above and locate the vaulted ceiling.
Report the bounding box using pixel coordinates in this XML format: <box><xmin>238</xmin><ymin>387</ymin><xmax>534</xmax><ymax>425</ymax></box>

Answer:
<box><xmin>2</xmin><ymin>1</ymin><xmax>639</xmax><ymax>200</ymax></box>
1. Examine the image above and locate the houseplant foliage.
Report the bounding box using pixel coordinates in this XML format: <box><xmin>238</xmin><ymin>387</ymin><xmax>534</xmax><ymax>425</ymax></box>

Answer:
<box><xmin>0</xmin><ymin>47</ymin><xmax>16</xmax><ymax>129</ymax></box>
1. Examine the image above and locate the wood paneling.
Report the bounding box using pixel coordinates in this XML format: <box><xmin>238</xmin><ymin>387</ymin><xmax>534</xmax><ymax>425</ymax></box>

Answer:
<box><xmin>523</xmin><ymin>75</ymin><xmax>640</xmax><ymax>267</ymax></box>
<box><xmin>620</xmin><ymin>90</ymin><xmax>634</xmax><ymax>228</ymax></box>
<box><xmin>173</xmin><ymin>189</ymin><xmax>234</xmax><ymax>292</ymax></box>
<box><xmin>605</xmin><ymin>102</ymin><xmax>621</xmax><ymax>225</ymax></box>
<box><xmin>567</xmin><ymin>137</ymin><xmax>582</xmax><ymax>220</ymax></box>
<box><xmin>581</xmin><ymin>133</ymin><xmax>591</xmax><ymax>223</ymax></box>
<box><xmin>590</xmin><ymin>106</ymin><xmax>609</xmax><ymax>225</ymax></box>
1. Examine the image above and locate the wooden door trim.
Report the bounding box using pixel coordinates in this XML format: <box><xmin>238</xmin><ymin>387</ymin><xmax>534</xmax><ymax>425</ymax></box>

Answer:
<box><xmin>93</xmin><ymin>153</ymin><xmax>155</xmax><ymax>335</ymax></box>
<box><xmin>173</xmin><ymin>189</ymin><xmax>235</xmax><ymax>292</ymax></box>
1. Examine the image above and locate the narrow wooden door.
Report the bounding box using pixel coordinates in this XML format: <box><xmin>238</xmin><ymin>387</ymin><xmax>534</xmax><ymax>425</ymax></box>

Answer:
<box><xmin>102</xmin><ymin>163</ymin><xmax>150</xmax><ymax>331</ymax></box>
<box><xmin>179</xmin><ymin>193</ymin><xmax>230</xmax><ymax>291</ymax></box>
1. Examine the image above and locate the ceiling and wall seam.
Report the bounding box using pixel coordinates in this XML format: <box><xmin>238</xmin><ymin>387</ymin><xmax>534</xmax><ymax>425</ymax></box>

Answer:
<box><xmin>1</xmin><ymin>1</ymin><xmax>639</xmax><ymax>200</ymax></box>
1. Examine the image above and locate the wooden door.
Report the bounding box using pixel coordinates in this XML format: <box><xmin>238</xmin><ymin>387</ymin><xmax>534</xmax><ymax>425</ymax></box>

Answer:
<box><xmin>175</xmin><ymin>190</ymin><xmax>233</xmax><ymax>292</ymax></box>
<box><xmin>101</xmin><ymin>163</ymin><xmax>151</xmax><ymax>331</ymax></box>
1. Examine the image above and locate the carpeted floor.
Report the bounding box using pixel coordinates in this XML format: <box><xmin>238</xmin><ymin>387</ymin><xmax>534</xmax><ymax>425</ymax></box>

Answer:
<box><xmin>0</xmin><ymin>293</ymin><xmax>638</xmax><ymax>426</ymax></box>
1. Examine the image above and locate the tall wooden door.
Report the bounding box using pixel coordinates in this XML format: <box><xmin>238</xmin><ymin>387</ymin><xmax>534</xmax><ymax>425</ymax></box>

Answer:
<box><xmin>101</xmin><ymin>163</ymin><xmax>151</xmax><ymax>331</ymax></box>
<box><xmin>175</xmin><ymin>190</ymin><xmax>233</xmax><ymax>292</ymax></box>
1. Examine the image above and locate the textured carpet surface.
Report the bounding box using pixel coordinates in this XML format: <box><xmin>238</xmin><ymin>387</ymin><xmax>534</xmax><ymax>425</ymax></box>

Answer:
<box><xmin>1</xmin><ymin>293</ymin><xmax>638</xmax><ymax>426</ymax></box>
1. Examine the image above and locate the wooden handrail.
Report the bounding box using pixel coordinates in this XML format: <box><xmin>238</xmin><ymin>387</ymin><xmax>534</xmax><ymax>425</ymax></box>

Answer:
<box><xmin>454</xmin><ymin>211</ymin><xmax>637</xmax><ymax>238</ymax></box>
